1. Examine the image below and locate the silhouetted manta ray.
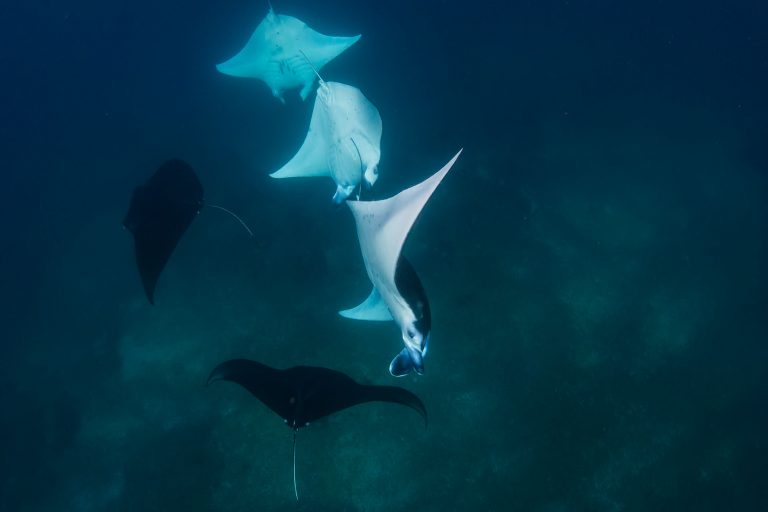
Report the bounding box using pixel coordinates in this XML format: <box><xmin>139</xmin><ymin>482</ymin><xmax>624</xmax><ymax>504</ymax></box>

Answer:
<box><xmin>207</xmin><ymin>358</ymin><xmax>427</xmax><ymax>500</ymax></box>
<box><xmin>123</xmin><ymin>159</ymin><xmax>252</xmax><ymax>304</ymax></box>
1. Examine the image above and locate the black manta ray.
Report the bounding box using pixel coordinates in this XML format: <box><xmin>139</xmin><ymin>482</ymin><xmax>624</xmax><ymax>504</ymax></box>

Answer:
<box><xmin>123</xmin><ymin>159</ymin><xmax>252</xmax><ymax>304</ymax></box>
<box><xmin>207</xmin><ymin>359</ymin><xmax>427</xmax><ymax>499</ymax></box>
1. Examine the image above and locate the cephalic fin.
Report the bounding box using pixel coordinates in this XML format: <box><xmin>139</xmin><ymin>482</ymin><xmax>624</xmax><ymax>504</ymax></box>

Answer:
<box><xmin>389</xmin><ymin>348</ymin><xmax>414</xmax><ymax>377</ymax></box>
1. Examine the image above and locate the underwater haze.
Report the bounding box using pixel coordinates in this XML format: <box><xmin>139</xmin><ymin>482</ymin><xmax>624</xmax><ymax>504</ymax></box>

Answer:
<box><xmin>2</xmin><ymin>0</ymin><xmax>767</xmax><ymax>510</ymax></box>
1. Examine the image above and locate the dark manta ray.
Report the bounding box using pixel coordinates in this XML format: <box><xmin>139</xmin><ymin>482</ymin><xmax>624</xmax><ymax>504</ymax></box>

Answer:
<box><xmin>123</xmin><ymin>159</ymin><xmax>252</xmax><ymax>304</ymax></box>
<box><xmin>207</xmin><ymin>359</ymin><xmax>427</xmax><ymax>500</ymax></box>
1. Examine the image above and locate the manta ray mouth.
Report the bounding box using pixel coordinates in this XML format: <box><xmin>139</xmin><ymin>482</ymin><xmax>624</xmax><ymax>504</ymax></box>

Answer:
<box><xmin>389</xmin><ymin>345</ymin><xmax>425</xmax><ymax>376</ymax></box>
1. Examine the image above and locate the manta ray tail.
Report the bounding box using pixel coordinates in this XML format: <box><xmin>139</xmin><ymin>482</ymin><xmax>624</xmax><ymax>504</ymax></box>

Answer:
<box><xmin>293</xmin><ymin>431</ymin><xmax>299</xmax><ymax>501</ymax></box>
<box><xmin>298</xmin><ymin>49</ymin><xmax>325</xmax><ymax>85</ymax></box>
<box><xmin>205</xmin><ymin>203</ymin><xmax>254</xmax><ymax>237</ymax></box>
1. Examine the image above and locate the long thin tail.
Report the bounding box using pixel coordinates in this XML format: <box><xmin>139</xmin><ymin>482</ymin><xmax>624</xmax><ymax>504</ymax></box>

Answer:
<box><xmin>205</xmin><ymin>203</ymin><xmax>254</xmax><ymax>238</ymax></box>
<box><xmin>293</xmin><ymin>432</ymin><xmax>299</xmax><ymax>501</ymax></box>
<box><xmin>298</xmin><ymin>49</ymin><xmax>325</xmax><ymax>85</ymax></box>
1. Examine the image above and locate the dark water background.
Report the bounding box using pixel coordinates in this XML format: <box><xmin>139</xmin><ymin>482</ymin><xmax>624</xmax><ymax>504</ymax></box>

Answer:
<box><xmin>1</xmin><ymin>0</ymin><xmax>767</xmax><ymax>510</ymax></box>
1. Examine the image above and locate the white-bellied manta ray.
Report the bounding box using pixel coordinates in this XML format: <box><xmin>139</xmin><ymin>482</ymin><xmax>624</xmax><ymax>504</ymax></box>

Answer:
<box><xmin>340</xmin><ymin>150</ymin><xmax>463</xmax><ymax>376</ymax></box>
<box><xmin>216</xmin><ymin>5</ymin><xmax>361</xmax><ymax>103</ymax></box>
<box><xmin>270</xmin><ymin>73</ymin><xmax>382</xmax><ymax>203</ymax></box>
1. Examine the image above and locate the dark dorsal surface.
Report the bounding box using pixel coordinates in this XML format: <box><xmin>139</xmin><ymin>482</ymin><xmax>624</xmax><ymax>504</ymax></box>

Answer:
<box><xmin>394</xmin><ymin>256</ymin><xmax>432</xmax><ymax>337</ymax></box>
<box><xmin>208</xmin><ymin>359</ymin><xmax>427</xmax><ymax>429</ymax></box>
<box><xmin>123</xmin><ymin>159</ymin><xmax>203</xmax><ymax>304</ymax></box>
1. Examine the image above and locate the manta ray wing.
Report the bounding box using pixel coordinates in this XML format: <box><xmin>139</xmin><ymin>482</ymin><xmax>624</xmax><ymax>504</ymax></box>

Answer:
<box><xmin>215</xmin><ymin>12</ymin><xmax>273</xmax><ymax>79</ymax></box>
<box><xmin>356</xmin><ymin>383</ymin><xmax>428</xmax><ymax>426</ymax></box>
<box><xmin>207</xmin><ymin>359</ymin><xmax>296</xmax><ymax>422</ymax></box>
<box><xmin>347</xmin><ymin>150</ymin><xmax>462</xmax><ymax>287</ymax></box>
<box><xmin>339</xmin><ymin>287</ymin><xmax>394</xmax><ymax>321</ymax></box>
<box><xmin>270</xmin><ymin>94</ymin><xmax>331</xmax><ymax>179</ymax></box>
<box><xmin>283</xmin><ymin>366</ymin><xmax>426</xmax><ymax>426</ymax></box>
<box><xmin>301</xmin><ymin>29</ymin><xmax>361</xmax><ymax>71</ymax></box>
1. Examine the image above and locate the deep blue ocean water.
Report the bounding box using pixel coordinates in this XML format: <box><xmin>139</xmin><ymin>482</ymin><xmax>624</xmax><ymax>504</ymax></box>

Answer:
<box><xmin>1</xmin><ymin>0</ymin><xmax>767</xmax><ymax>510</ymax></box>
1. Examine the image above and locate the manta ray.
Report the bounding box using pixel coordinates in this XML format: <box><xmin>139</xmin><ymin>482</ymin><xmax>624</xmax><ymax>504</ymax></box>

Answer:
<box><xmin>270</xmin><ymin>74</ymin><xmax>382</xmax><ymax>203</ymax></box>
<box><xmin>216</xmin><ymin>5</ymin><xmax>361</xmax><ymax>103</ymax></box>
<box><xmin>123</xmin><ymin>159</ymin><xmax>252</xmax><ymax>304</ymax></box>
<box><xmin>340</xmin><ymin>150</ymin><xmax>463</xmax><ymax>376</ymax></box>
<box><xmin>208</xmin><ymin>359</ymin><xmax>426</xmax><ymax>500</ymax></box>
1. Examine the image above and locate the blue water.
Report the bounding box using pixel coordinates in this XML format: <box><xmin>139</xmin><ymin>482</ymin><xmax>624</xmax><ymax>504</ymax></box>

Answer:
<box><xmin>1</xmin><ymin>0</ymin><xmax>767</xmax><ymax>510</ymax></box>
